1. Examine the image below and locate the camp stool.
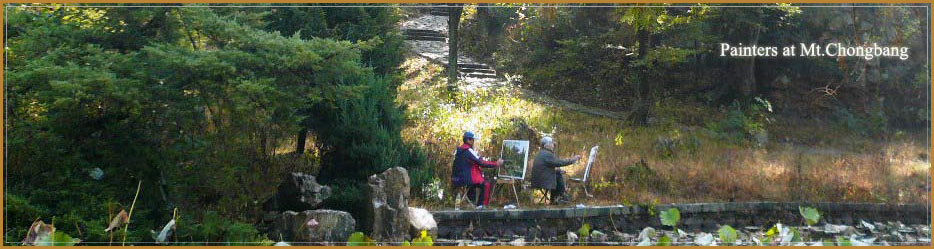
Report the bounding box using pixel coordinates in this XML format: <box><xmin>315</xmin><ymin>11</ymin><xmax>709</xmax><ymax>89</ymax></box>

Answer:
<box><xmin>453</xmin><ymin>185</ymin><xmax>479</xmax><ymax>210</ymax></box>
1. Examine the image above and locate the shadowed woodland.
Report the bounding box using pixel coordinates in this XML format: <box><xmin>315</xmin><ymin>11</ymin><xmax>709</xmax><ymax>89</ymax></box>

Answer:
<box><xmin>3</xmin><ymin>3</ymin><xmax>930</xmax><ymax>245</ymax></box>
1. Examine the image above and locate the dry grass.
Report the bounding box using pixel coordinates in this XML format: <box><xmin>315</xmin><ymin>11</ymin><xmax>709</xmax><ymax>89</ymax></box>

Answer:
<box><xmin>398</xmin><ymin>56</ymin><xmax>930</xmax><ymax>209</ymax></box>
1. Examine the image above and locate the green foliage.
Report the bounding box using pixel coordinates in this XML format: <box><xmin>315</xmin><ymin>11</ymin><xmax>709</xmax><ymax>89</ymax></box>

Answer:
<box><xmin>263</xmin><ymin>4</ymin><xmax>404</xmax><ymax>75</ymax></box>
<box><xmin>718</xmin><ymin>225</ymin><xmax>738</xmax><ymax>245</ymax></box>
<box><xmin>312</xmin><ymin>74</ymin><xmax>429</xmax><ymax>219</ymax></box>
<box><xmin>173</xmin><ymin>212</ymin><xmax>268</xmax><ymax>245</ymax></box>
<box><xmin>3</xmin><ymin>194</ymin><xmax>48</xmax><ymax>241</ymax></box>
<box><xmin>707</xmin><ymin>98</ymin><xmax>773</xmax><ymax>144</ymax></box>
<box><xmin>458</xmin><ymin>5</ymin><xmax>520</xmax><ymax>63</ymax></box>
<box><xmin>656</xmin><ymin>234</ymin><xmax>672</xmax><ymax>246</ymax></box>
<box><xmin>35</xmin><ymin>231</ymin><xmax>81</xmax><ymax>246</ymax></box>
<box><xmin>659</xmin><ymin>208</ymin><xmax>680</xmax><ymax>227</ymax></box>
<box><xmin>764</xmin><ymin>224</ymin><xmax>779</xmax><ymax>238</ymax></box>
<box><xmin>346</xmin><ymin>232</ymin><xmax>375</xmax><ymax>246</ymax></box>
<box><xmin>410</xmin><ymin>230</ymin><xmax>434</xmax><ymax>246</ymax></box>
<box><xmin>224</xmin><ymin>222</ymin><xmax>269</xmax><ymax>246</ymax></box>
<box><xmin>578</xmin><ymin>223</ymin><xmax>592</xmax><ymax>241</ymax></box>
<box><xmin>798</xmin><ymin>206</ymin><xmax>821</xmax><ymax>226</ymax></box>
<box><xmin>461</xmin><ymin>4</ymin><xmax>927</xmax><ymax>136</ymax></box>
<box><xmin>5</xmin><ymin>4</ymin><xmax>419</xmax><ymax>245</ymax></box>
<box><xmin>835</xmin><ymin>236</ymin><xmax>852</xmax><ymax>246</ymax></box>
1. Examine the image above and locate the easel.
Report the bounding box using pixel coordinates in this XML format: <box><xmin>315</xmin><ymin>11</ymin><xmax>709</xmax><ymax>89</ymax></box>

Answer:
<box><xmin>490</xmin><ymin>174</ymin><xmax>522</xmax><ymax>207</ymax></box>
<box><xmin>490</xmin><ymin>139</ymin><xmax>529</xmax><ymax>207</ymax></box>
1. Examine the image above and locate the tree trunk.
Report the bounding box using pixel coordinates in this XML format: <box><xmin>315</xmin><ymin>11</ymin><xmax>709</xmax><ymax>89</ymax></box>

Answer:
<box><xmin>295</xmin><ymin>127</ymin><xmax>307</xmax><ymax>154</ymax></box>
<box><xmin>447</xmin><ymin>5</ymin><xmax>463</xmax><ymax>89</ymax></box>
<box><xmin>631</xmin><ymin>29</ymin><xmax>652</xmax><ymax>124</ymax></box>
<box><xmin>738</xmin><ymin>25</ymin><xmax>761</xmax><ymax>98</ymax></box>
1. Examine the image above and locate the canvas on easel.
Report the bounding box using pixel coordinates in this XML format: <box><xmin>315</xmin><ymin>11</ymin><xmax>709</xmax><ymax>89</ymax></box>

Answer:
<box><xmin>498</xmin><ymin>140</ymin><xmax>530</xmax><ymax>180</ymax></box>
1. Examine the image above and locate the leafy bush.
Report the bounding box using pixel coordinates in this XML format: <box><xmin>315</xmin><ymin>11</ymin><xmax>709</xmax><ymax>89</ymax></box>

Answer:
<box><xmin>708</xmin><ymin>98</ymin><xmax>773</xmax><ymax>145</ymax></box>
<box><xmin>311</xmin><ymin>75</ymin><xmax>429</xmax><ymax>221</ymax></box>
<box><xmin>3</xmin><ymin>194</ymin><xmax>48</xmax><ymax>241</ymax></box>
<box><xmin>5</xmin><ymin>5</ymin><xmax>422</xmax><ymax>245</ymax></box>
<box><xmin>224</xmin><ymin>222</ymin><xmax>272</xmax><ymax>246</ymax></box>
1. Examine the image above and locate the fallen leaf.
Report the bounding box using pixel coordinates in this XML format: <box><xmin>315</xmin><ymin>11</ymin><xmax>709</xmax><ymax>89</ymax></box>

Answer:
<box><xmin>21</xmin><ymin>220</ymin><xmax>55</xmax><ymax>246</ymax></box>
<box><xmin>104</xmin><ymin>210</ymin><xmax>129</xmax><ymax>232</ymax></box>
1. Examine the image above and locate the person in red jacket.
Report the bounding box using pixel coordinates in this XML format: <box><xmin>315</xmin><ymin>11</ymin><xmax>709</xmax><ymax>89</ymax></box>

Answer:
<box><xmin>451</xmin><ymin>131</ymin><xmax>503</xmax><ymax>208</ymax></box>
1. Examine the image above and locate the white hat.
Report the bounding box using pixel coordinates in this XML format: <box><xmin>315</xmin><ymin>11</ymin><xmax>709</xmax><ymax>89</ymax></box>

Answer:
<box><xmin>541</xmin><ymin>136</ymin><xmax>554</xmax><ymax>147</ymax></box>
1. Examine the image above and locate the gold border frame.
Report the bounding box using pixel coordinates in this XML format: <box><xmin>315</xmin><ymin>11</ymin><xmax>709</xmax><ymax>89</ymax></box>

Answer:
<box><xmin>0</xmin><ymin>1</ymin><xmax>930</xmax><ymax>248</ymax></box>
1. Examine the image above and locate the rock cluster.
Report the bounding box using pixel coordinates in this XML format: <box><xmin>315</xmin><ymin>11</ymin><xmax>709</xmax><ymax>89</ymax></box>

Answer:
<box><xmin>269</xmin><ymin>210</ymin><xmax>355</xmax><ymax>245</ymax></box>
<box><xmin>264</xmin><ymin>172</ymin><xmax>352</xmax><ymax>245</ymax></box>
<box><xmin>264</xmin><ymin>168</ymin><xmax>438</xmax><ymax>245</ymax></box>
<box><xmin>264</xmin><ymin>172</ymin><xmax>331</xmax><ymax>212</ymax></box>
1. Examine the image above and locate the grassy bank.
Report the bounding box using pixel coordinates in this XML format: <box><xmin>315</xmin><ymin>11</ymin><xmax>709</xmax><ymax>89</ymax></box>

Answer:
<box><xmin>397</xmin><ymin>55</ymin><xmax>930</xmax><ymax>209</ymax></box>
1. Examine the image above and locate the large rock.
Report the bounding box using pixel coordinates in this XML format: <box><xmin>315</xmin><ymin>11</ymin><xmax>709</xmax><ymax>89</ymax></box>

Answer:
<box><xmin>269</xmin><ymin>210</ymin><xmax>355</xmax><ymax>245</ymax></box>
<box><xmin>408</xmin><ymin>207</ymin><xmax>438</xmax><ymax>238</ymax></box>
<box><xmin>364</xmin><ymin>167</ymin><xmax>411</xmax><ymax>243</ymax></box>
<box><xmin>264</xmin><ymin>172</ymin><xmax>331</xmax><ymax>212</ymax></box>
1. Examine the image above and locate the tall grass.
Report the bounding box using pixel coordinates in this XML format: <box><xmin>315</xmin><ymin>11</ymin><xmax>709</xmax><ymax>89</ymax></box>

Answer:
<box><xmin>398</xmin><ymin>56</ymin><xmax>930</xmax><ymax>208</ymax></box>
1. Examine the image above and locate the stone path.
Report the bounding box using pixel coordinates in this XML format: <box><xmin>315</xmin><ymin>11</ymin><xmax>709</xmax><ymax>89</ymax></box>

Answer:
<box><xmin>400</xmin><ymin>8</ymin><xmax>501</xmax><ymax>82</ymax></box>
<box><xmin>400</xmin><ymin>7</ymin><xmax>629</xmax><ymax>119</ymax></box>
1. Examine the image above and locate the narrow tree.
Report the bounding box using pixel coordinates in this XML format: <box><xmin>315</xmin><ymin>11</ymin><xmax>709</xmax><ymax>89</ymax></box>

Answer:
<box><xmin>447</xmin><ymin>4</ymin><xmax>464</xmax><ymax>89</ymax></box>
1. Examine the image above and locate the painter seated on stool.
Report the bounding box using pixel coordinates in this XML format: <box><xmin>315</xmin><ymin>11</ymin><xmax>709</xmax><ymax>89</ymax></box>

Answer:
<box><xmin>529</xmin><ymin>136</ymin><xmax>581</xmax><ymax>204</ymax></box>
<box><xmin>451</xmin><ymin>131</ymin><xmax>503</xmax><ymax>208</ymax></box>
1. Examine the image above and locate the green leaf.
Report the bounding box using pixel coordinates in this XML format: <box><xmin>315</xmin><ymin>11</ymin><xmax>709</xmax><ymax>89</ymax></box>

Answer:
<box><xmin>761</xmin><ymin>236</ymin><xmax>772</xmax><ymax>245</ymax></box>
<box><xmin>578</xmin><ymin>223</ymin><xmax>592</xmax><ymax>239</ymax></box>
<box><xmin>402</xmin><ymin>241</ymin><xmax>411</xmax><ymax>246</ymax></box>
<box><xmin>798</xmin><ymin>206</ymin><xmax>821</xmax><ymax>226</ymax></box>
<box><xmin>790</xmin><ymin>227</ymin><xmax>802</xmax><ymax>242</ymax></box>
<box><xmin>412</xmin><ymin>234</ymin><xmax>433</xmax><ymax>246</ymax></box>
<box><xmin>657</xmin><ymin>235</ymin><xmax>672</xmax><ymax>246</ymax></box>
<box><xmin>718</xmin><ymin>225</ymin><xmax>738</xmax><ymax>245</ymax></box>
<box><xmin>659</xmin><ymin>208</ymin><xmax>680</xmax><ymax>227</ymax></box>
<box><xmin>35</xmin><ymin>231</ymin><xmax>80</xmax><ymax>246</ymax></box>
<box><xmin>765</xmin><ymin>225</ymin><xmax>779</xmax><ymax>238</ymax></box>
<box><xmin>835</xmin><ymin>236</ymin><xmax>852</xmax><ymax>246</ymax></box>
<box><xmin>347</xmin><ymin>232</ymin><xmax>374</xmax><ymax>246</ymax></box>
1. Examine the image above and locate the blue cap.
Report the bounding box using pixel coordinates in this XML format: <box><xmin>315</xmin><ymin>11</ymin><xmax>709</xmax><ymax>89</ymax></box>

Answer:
<box><xmin>463</xmin><ymin>131</ymin><xmax>476</xmax><ymax>140</ymax></box>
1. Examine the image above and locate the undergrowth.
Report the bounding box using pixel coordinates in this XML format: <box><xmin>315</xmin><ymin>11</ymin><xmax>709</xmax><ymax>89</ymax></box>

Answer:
<box><xmin>398</xmin><ymin>56</ymin><xmax>930</xmax><ymax>208</ymax></box>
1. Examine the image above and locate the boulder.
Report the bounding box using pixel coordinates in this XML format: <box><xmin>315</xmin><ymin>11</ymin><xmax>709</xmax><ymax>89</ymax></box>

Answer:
<box><xmin>269</xmin><ymin>210</ymin><xmax>355</xmax><ymax>245</ymax></box>
<box><xmin>408</xmin><ymin>207</ymin><xmax>438</xmax><ymax>238</ymax></box>
<box><xmin>264</xmin><ymin>172</ymin><xmax>331</xmax><ymax>212</ymax></box>
<box><xmin>508</xmin><ymin>238</ymin><xmax>526</xmax><ymax>246</ymax></box>
<box><xmin>364</xmin><ymin>167</ymin><xmax>411</xmax><ymax>243</ymax></box>
<box><xmin>567</xmin><ymin>231</ymin><xmax>578</xmax><ymax>245</ymax></box>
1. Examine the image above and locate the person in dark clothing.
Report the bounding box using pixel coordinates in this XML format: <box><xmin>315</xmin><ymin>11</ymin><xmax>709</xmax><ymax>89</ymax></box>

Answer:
<box><xmin>451</xmin><ymin>131</ymin><xmax>503</xmax><ymax>208</ymax></box>
<box><xmin>530</xmin><ymin>136</ymin><xmax>581</xmax><ymax>204</ymax></box>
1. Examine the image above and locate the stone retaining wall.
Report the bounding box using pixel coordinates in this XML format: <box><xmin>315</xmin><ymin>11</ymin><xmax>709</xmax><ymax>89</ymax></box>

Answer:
<box><xmin>431</xmin><ymin>202</ymin><xmax>929</xmax><ymax>240</ymax></box>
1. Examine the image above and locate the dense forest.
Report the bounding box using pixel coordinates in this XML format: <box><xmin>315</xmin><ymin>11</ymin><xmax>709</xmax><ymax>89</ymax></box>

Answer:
<box><xmin>4</xmin><ymin>3</ymin><xmax>428</xmax><ymax>244</ymax></box>
<box><xmin>3</xmin><ymin>3</ymin><xmax>930</xmax><ymax>245</ymax></box>
<box><xmin>458</xmin><ymin>4</ymin><xmax>928</xmax><ymax>130</ymax></box>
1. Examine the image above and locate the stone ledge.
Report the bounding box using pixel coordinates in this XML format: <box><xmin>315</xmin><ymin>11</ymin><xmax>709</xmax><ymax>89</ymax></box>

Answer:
<box><xmin>431</xmin><ymin>202</ymin><xmax>928</xmax><ymax>221</ymax></box>
<box><xmin>432</xmin><ymin>202</ymin><xmax>929</xmax><ymax>239</ymax></box>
